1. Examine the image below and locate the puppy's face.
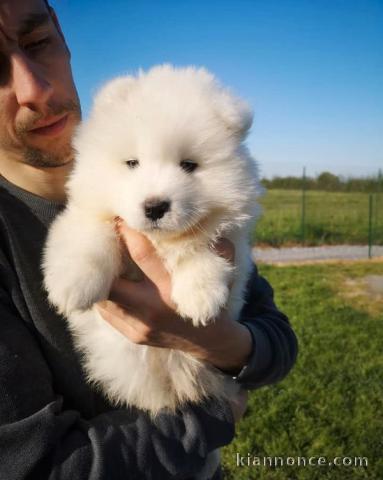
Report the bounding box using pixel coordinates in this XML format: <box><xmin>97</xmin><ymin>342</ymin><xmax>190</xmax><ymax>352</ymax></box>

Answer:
<box><xmin>74</xmin><ymin>66</ymin><xmax>255</xmax><ymax>236</ymax></box>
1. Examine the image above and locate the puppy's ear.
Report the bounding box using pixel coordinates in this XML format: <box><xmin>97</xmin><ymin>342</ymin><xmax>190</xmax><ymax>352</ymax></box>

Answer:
<box><xmin>186</xmin><ymin>67</ymin><xmax>253</xmax><ymax>138</ymax></box>
<box><xmin>93</xmin><ymin>76</ymin><xmax>136</xmax><ymax>112</ymax></box>
<box><xmin>214</xmin><ymin>90</ymin><xmax>253</xmax><ymax>139</ymax></box>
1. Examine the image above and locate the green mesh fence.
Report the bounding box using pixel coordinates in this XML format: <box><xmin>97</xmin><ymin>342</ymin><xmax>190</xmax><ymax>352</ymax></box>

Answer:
<box><xmin>253</xmin><ymin>190</ymin><xmax>383</xmax><ymax>249</ymax></box>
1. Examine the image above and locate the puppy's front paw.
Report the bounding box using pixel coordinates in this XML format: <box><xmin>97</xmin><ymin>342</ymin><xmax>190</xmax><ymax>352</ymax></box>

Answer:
<box><xmin>44</xmin><ymin>264</ymin><xmax>111</xmax><ymax>316</ymax></box>
<box><xmin>171</xmin><ymin>255</ymin><xmax>233</xmax><ymax>327</ymax></box>
<box><xmin>173</xmin><ymin>281</ymin><xmax>229</xmax><ymax>327</ymax></box>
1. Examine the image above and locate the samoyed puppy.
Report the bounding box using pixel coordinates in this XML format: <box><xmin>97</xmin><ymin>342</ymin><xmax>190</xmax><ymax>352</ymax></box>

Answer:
<box><xmin>43</xmin><ymin>65</ymin><xmax>261</xmax><ymax>417</ymax></box>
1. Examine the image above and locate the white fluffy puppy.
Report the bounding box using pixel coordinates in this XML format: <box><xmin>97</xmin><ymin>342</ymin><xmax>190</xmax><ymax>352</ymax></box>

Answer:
<box><xmin>43</xmin><ymin>65</ymin><xmax>261</xmax><ymax>416</ymax></box>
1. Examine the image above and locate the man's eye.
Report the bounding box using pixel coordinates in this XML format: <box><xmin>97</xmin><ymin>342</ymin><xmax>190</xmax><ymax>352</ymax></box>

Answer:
<box><xmin>24</xmin><ymin>38</ymin><xmax>51</xmax><ymax>52</ymax></box>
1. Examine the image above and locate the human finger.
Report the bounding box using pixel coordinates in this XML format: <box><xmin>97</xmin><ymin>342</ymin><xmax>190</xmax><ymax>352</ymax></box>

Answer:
<box><xmin>95</xmin><ymin>300</ymin><xmax>151</xmax><ymax>342</ymax></box>
<box><xmin>96</xmin><ymin>300</ymin><xmax>136</xmax><ymax>336</ymax></box>
<box><xmin>107</xmin><ymin>276</ymin><xmax>162</xmax><ymax>310</ymax></box>
<box><xmin>117</xmin><ymin>221</ymin><xmax>170</xmax><ymax>288</ymax></box>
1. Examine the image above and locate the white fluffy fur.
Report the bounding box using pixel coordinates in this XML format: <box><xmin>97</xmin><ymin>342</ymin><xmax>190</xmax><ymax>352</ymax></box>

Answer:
<box><xmin>43</xmin><ymin>65</ymin><xmax>262</xmax><ymax>417</ymax></box>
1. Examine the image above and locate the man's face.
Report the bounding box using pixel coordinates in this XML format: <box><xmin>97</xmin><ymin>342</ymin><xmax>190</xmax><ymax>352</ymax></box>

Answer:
<box><xmin>0</xmin><ymin>0</ymin><xmax>81</xmax><ymax>168</ymax></box>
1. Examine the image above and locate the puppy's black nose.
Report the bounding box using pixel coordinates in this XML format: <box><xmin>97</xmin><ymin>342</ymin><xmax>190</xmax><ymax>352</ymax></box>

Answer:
<box><xmin>144</xmin><ymin>199</ymin><xmax>171</xmax><ymax>221</ymax></box>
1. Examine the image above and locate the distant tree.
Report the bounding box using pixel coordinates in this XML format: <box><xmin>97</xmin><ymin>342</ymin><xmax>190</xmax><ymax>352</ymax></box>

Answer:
<box><xmin>316</xmin><ymin>172</ymin><xmax>341</xmax><ymax>191</ymax></box>
<box><xmin>261</xmin><ymin>171</ymin><xmax>382</xmax><ymax>193</ymax></box>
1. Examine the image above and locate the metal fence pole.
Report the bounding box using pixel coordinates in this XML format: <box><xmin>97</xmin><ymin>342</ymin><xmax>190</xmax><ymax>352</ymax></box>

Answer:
<box><xmin>368</xmin><ymin>193</ymin><xmax>373</xmax><ymax>259</ymax></box>
<box><xmin>301</xmin><ymin>166</ymin><xmax>306</xmax><ymax>245</ymax></box>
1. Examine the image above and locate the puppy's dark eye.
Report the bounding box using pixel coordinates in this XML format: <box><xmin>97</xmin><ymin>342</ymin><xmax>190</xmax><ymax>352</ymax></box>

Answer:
<box><xmin>180</xmin><ymin>160</ymin><xmax>198</xmax><ymax>173</ymax></box>
<box><xmin>125</xmin><ymin>159</ymin><xmax>139</xmax><ymax>169</ymax></box>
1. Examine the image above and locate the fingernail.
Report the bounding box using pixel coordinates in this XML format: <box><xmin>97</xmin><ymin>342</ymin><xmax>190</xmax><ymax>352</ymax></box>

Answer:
<box><xmin>114</xmin><ymin>217</ymin><xmax>123</xmax><ymax>234</ymax></box>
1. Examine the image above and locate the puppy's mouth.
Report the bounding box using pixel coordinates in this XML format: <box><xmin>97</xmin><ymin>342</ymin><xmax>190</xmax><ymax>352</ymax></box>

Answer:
<box><xmin>141</xmin><ymin>207</ymin><xmax>215</xmax><ymax>236</ymax></box>
<box><xmin>149</xmin><ymin>221</ymin><xmax>161</xmax><ymax>230</ymax></box>
<box><xmin>142</xmin><ymin>217</ymin><xmax>167</xmax><ymax>232</ymax></box>
<box><xmin>144</xmin><ymin>214</ymin><xmax>212</xmax><ymax>240</ymax></box>
<box><xmin>142</xmin><ymin>218</ymin><xmax>187</xmax><ymax>235</ymax></box>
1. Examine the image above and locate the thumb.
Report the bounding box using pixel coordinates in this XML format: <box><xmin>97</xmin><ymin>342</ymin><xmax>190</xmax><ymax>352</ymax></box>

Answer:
<box><xmin>116</xmin><ymin>219</ymin><xmax>170</xmax><ymax>287</ymax></box>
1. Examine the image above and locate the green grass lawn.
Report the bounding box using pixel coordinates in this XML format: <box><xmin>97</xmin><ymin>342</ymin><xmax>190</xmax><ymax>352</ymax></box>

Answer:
<box><xmin>222</xmin><ymin>261</ymin><xmax>383</xmax><ymax>479</ymax></box>
<box><xmin>253</xmin><ymin>190</ymin><xmax>383</xmax><ymax>246</ymax></box>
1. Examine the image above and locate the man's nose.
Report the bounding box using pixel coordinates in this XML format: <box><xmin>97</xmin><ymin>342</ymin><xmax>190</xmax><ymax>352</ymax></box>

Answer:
<box><xmin>11</xmin><ymin>53</ymin><xmax>53</xmax><ymax>110</ymax></box>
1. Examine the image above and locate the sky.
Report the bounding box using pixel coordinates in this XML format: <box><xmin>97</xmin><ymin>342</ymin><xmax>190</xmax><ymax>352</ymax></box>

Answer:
<box><xmin>50</xmin><ymin>0</ymin><xmax>383</xmax><ymax>179</ymax></box>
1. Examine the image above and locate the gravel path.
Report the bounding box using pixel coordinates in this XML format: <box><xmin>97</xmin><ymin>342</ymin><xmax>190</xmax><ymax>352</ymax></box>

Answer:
<box><xmin>252</xmin><ymin>245</ymin><xmax>383</xmax><ymax>265</ymax></box>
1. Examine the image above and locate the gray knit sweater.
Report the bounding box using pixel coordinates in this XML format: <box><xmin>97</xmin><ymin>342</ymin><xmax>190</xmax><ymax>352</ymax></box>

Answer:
<box><xmin>0</xmin><ymin>174</ymin><xmax>297</xmax><ymax>479</ymax></box>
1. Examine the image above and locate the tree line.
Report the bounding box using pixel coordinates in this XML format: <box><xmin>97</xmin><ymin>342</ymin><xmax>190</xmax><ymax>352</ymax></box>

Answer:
<box><xmin>261</xmin><ymin>170</ymin><xmax>383</xmax><ymax>193</ymax></box>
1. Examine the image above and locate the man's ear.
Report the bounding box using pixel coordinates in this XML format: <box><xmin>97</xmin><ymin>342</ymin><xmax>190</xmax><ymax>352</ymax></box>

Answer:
<box><xmin>48</xmin><ymin>6</ymin><xmax>71</xmax><ymax>57</ymax></box>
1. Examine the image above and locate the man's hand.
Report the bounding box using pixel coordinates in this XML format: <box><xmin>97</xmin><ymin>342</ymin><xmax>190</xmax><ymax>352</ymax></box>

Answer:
<box><xmin>96</xmin><ymin>220</ymin><xmax>253</xmax><ymax>375</ymax></box>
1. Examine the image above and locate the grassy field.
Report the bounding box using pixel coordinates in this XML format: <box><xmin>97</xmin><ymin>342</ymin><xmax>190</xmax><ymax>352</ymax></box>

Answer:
<box><xmin>222</xmin><ymin>261</ymin><xmax>383</xmax><ymax>479</ymax></box>
<box><xmin>252</xmin><ymin>190</ymin><xmax>383</xmax><ymax>246</ymax></box>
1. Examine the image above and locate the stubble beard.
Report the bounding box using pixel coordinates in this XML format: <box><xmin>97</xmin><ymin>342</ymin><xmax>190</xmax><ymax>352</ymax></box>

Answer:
<box><xmin>14</xmin><ymin>98</ymin><xmax>82</xmax><ymax>168</ymax></box>
<box><xmin>23</xmin><ymin>142</ymin><xmax>74</xmax><ymax>168</ymax></box>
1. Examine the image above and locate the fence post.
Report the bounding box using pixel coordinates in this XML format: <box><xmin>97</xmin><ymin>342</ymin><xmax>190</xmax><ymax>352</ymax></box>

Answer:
<box><xmin>301</xmin><ymin>166</ymin><xmax>306</xmax><ymax>245</ymax></box>
<box><xmin>368</xmin><ymin>193</ymin><xmax>373</xmax><ymax>259</ymax></box>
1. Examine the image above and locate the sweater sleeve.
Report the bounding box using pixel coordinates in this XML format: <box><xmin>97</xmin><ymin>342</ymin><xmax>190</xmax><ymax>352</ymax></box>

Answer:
<box><xmin>234</xmin><ymin>264</ymin><xmax>298</xmax><ymax>389</ymax></box>
<box><xmin>0</xmin><ymin>284</ymin><xmax>234</xmax><ymax>480</ymax></box>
